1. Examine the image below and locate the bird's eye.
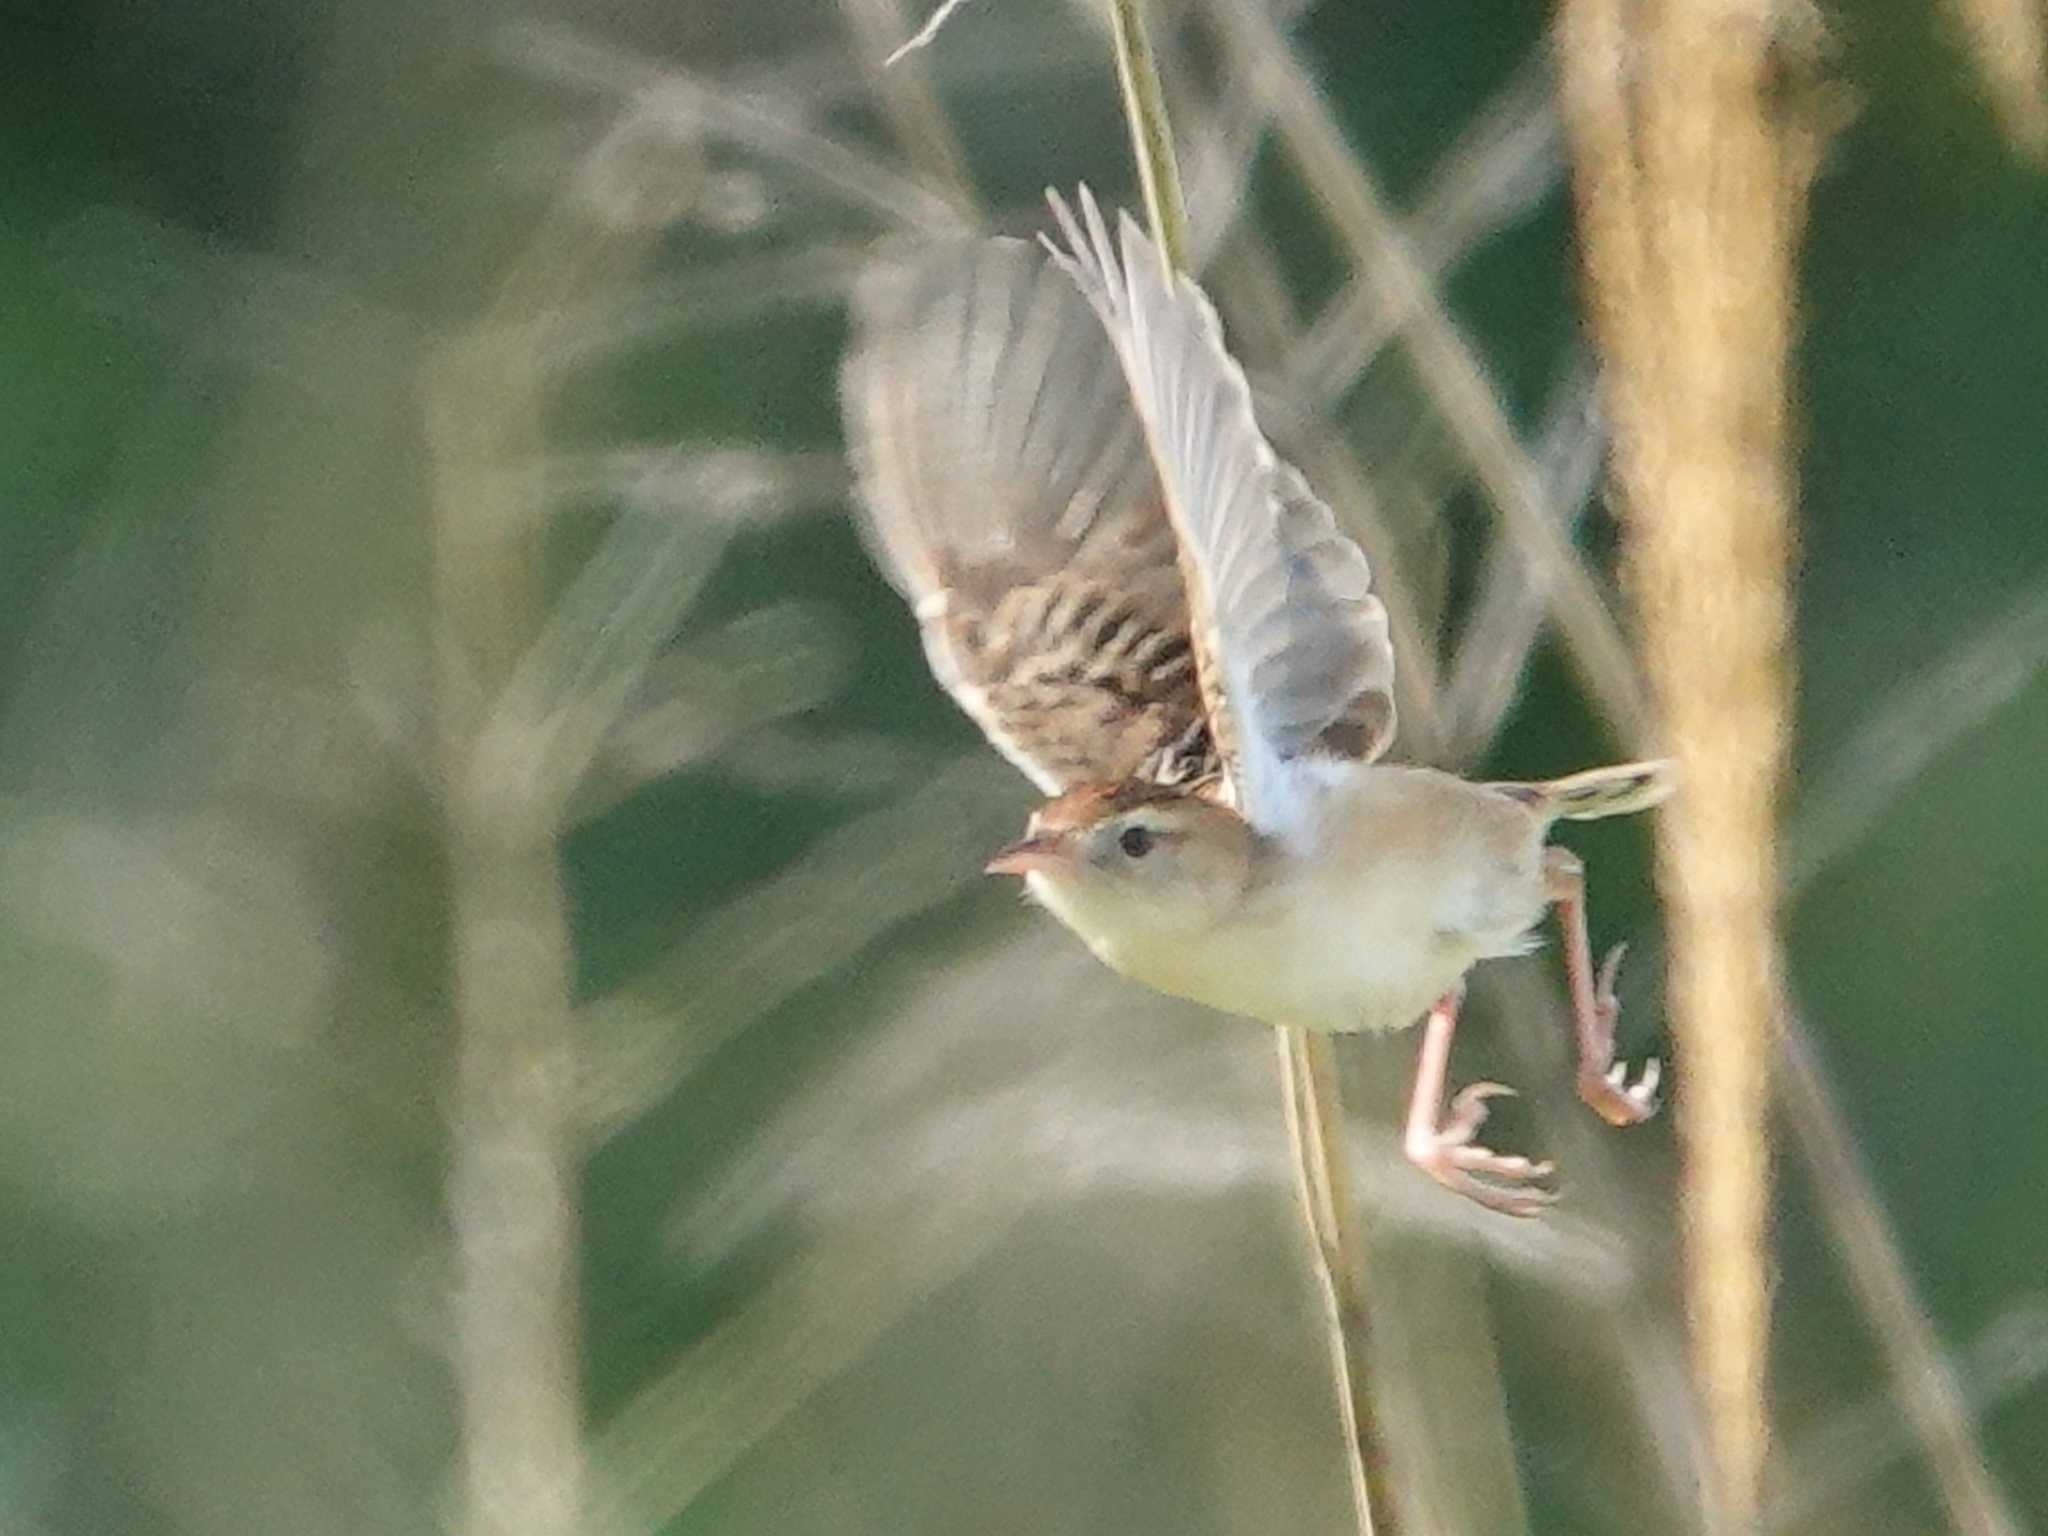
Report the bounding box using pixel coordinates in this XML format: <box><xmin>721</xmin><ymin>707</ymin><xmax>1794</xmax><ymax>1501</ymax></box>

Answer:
<box><xmin>1118</xmin><ymin>825</ymin><xmax>1154</xmax><ymax>859</ymax></box>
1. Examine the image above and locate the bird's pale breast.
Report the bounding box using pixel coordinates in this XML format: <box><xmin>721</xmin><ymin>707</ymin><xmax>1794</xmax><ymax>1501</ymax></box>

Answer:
<box><xmin>1062</xmin><ymin>765</ymin><xmax>1551</xmax><ymax>1034</ymax></box>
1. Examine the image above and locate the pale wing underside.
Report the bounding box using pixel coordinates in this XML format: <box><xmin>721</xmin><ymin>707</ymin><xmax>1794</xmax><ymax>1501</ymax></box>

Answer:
<box><xmin>840</xmin><ymin>237</ymin><xmax>1217</xmax><ymax>794</ymax></box>
<box><xmin>1042</xmin><ymin>188</ymin><xmax>1398</xmax><ymax>838</ymax></box>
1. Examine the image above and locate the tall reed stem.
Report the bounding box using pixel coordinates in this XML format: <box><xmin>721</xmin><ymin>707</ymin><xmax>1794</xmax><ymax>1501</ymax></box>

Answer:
<box><xmin>1101</xmin><ymin>4</ymin><xmax>1394</xmax><ymax>1531</ymax></box>
<box><xmin>1555</xmin><ymin>0</ymin><xmax>1824</xmax><ymax>1521</ymax></box>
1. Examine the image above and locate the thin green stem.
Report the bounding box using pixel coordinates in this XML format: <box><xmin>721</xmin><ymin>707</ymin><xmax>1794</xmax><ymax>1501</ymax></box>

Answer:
<box><xmin>1107</xmin><ymin>0</ymin><xmax>1190</xmax><ymax>273</ymax></box>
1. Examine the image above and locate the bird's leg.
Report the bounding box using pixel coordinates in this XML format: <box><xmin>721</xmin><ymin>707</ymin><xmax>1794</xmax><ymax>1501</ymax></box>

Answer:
<box><xmin>1545</xmin><ymin>846</ymin><xmax>1662</xmax><ymax>1126</ymax></box>
<box><xmin>1403</xmin><ymin>983</ymin><xmax>1558</xmax><ymax>1217</ymax></box>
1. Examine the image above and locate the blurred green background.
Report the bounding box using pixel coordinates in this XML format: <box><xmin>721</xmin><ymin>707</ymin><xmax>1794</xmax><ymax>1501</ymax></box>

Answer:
<box><xmin>4</xmin><ymin>0</ymin><xmax>2047</xmax><ymax>1532</ymax></box>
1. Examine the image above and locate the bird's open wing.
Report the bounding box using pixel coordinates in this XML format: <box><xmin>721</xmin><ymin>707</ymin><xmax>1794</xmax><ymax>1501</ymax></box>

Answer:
<box><xmin>840</xmin><ymin>236</ymin><xmax>1217</xmax><ymax>794</ymax></box>
<box><xmin>1043</xmin><ymin>187</ymin><xmax>1397</xmax><ymax>840</ymax></box>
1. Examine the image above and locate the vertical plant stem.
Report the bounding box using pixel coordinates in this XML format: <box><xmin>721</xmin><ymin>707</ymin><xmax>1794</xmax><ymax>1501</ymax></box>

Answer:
<box><xmin>1555</xmin><ymin>0</ymin><xmax>1825</xmax><ymax>1522</ymax></box>
<box><xmin>429</xmin><ymin>326</ymin><xmax>586</xmax><ymax>1536</ymax></box>
<box><xmin>427</xmin><ymin>195</ymin><xmax>653</xmax><ymax>1536</ymax></box>
<box><xmin>1107</xmin><ymin>0</ymin><xmax>1190</xmax><ymax>276</ymax></box>
<box><xmin>1100</xmin><ymin>4</ymin><xmax>1390</xmax><ymax>1531</ymax></box>
<box><xmin>1279</xmin><ymin>1030</ymin><xmax>1405</xmax><ymax>1536</ymax></box>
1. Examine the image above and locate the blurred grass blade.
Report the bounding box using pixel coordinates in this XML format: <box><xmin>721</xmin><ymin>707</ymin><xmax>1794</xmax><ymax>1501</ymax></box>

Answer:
<box><xmin>1442</xmin><ymin>359</ymin><xmax>1606</xmax><ymax>765</ymax></box>
<box><xmin>1285</xmin><ymin>54</ymin><xmax>1563</xmax><ymax>411</ymax></box>
<box><xmin>590</xmin><ymin>1196</ymin><xmax>1027</xmax><ymax>1536</ymax></box>
<box><xmin>486</xmin><ymin>493</ymin><xmax>738</xmax><ymax>820</ymax></box>
<box><xmin>576</xmin><ymin>755</ymin><xmax>1018</xmax><ymax>1142</ymax></box>
<box><xmin>1207</xmin><ymin>0</ymin><xmax>1650</xmax><ymax>749</ymax></box>
<box><xmin>1790</xmin><ymin>571</ymin><xmax>2048</xmax><ymax>894</ymax></box>
<box><xmin>507</xmin><ymin>25</ymin><xmax>964</xmax><ymax>234</ymax></box>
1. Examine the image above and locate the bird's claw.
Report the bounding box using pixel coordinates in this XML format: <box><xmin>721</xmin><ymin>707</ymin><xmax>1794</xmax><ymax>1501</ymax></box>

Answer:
<box><xmin>1594</xmin><ymin>941</ymin><xmax>1628</xmax><ymax>1030</ymax></box>
<box><xmin>1574</xmin><ymin>941</ymin><xmax>1661</xmax><ymax>1126</ymax></box>
<box><xmin>1442</xmin><ymin>1080</ymin><xmax>1515</xmax><ymax>1141</ymax></box>
<box><xmin>1409</xmin><ymin>1080</ymin><xmax>1559</xmax><ymax>1218</ymax></box>
<box><xmin>1580</xmin><ymin>1053</ymin><xmax>1662</xmax><ymax>1126</ymax></box>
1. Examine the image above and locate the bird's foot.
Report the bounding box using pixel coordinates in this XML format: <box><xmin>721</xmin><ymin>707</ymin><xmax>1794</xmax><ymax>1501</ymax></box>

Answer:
<box><xmin>1573</xmin><ymin>943</ymin><xmax>1662</xmax><ymax>1127</ymax></box>
<box><xmin>1405</xmin><ymin>1081</ymin><xmax>1558</xmax><ymax>1219</ymax></box>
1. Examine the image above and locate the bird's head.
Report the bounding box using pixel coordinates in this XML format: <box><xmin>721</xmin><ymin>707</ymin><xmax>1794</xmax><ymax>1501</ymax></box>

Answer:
<box><xmin>985</xmin><ymin>780</ymin><xmax>1257</xmax><ymax>940</ymax></box>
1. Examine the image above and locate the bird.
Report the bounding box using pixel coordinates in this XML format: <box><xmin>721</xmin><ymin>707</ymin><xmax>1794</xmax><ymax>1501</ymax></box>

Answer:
<box><xmin>838</xmin><ymin>186</ymin><xmax>1667</xmax><ymax>1215</ymax></box>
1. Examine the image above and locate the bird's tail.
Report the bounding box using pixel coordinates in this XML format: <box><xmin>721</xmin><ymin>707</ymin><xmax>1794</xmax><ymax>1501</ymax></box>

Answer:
<box><xmin>1493</xmin><ymin>759</ymin><xmax>1674</xmax><ymax>822</ymax></box>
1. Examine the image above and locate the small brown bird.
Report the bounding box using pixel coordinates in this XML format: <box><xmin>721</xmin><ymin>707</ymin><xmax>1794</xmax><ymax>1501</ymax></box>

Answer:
<box><xmin>840</xmin><ymin>188</ymin><xmax>1665</xmax><ymax>1215</ymax></box>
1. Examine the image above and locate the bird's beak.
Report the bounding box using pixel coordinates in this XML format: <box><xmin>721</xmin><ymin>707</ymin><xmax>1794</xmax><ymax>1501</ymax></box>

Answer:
<box><xmin>985</xmin><ymin>831</ymin><xmax>1071</xmax><ymax>877</ymax></box>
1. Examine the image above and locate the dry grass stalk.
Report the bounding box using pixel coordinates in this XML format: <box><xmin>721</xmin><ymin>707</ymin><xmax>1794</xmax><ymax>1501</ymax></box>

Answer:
<box><xmin>1553</xmin><ymin>0</ymin><xmax>1828</xmax><ymax>1522</ymax></box>
<box><xmin>1103</xmin><ymin>4</ymin><xmax>1392</xmax><ymax>1530</ymax></box>
<box><xmin>1277</xmin><ymin>1030</ymin><xmax>1405</xmax><ymax>1536</ymax></box>
<box><xmin>1109</xmin><ymin>0</ymin><xmax>1193</xmax><ymax>272</ymax></box>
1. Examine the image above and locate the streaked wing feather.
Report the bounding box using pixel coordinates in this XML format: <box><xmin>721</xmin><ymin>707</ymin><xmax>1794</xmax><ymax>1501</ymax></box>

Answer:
<box><xmin>840</xmin><ymin>236</ymin><xmax>1216</xmax><ymax>793</ymax></box>
<box><xmin>1042</xmin><ymin>188</ymin><xmax>1397</xmax><ymax>836</ymax></box>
